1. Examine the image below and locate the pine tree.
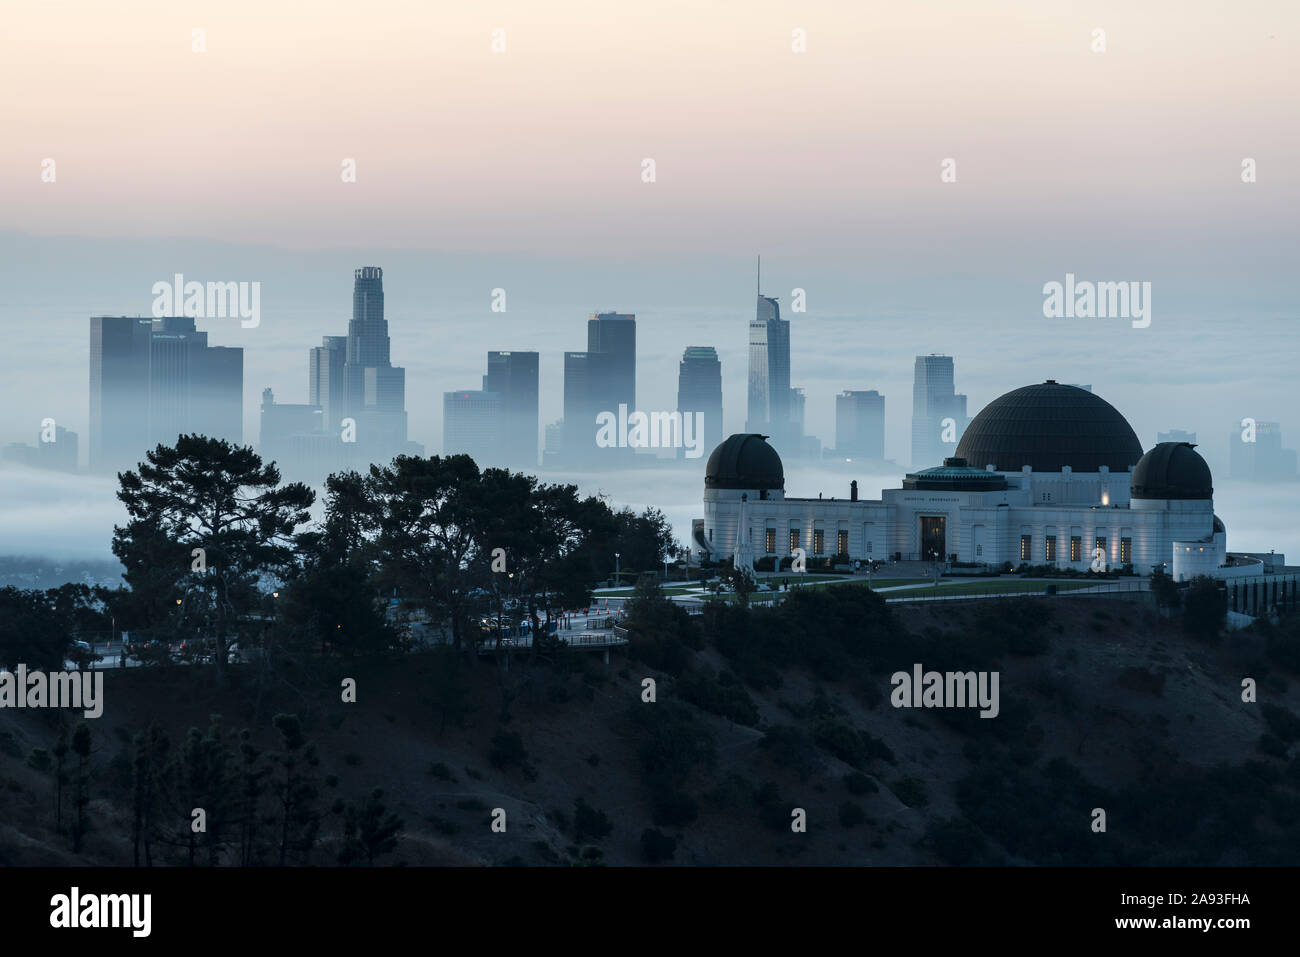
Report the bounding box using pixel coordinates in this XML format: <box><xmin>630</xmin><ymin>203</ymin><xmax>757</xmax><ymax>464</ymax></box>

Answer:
<box><xmin>338</xmin><ymin>788</ymin><xmax>404</xmax><ymax>866</ymax></box>
<box><xmin>52</xmin><ymin>725</ymin><xmax>69</xmax><ymax>832</ymax></box>
<box><xmin>130</xmin><ymin>723</ymin><xmax>172</xmax><ymax>867</ymax></box>
<box><xmin>70</xmin><ymin>722</ymin><xmax>92</xmax><ymax>853</ymax></box>
<box><xmin>235</xmin><ymin>728</ymin><xmax>269</xmax><ymax>865</ymax></box>
<box><xmin>271</xmin><ymin>714</ymin><xmax>320</xmax><ymax>865</ymax></box>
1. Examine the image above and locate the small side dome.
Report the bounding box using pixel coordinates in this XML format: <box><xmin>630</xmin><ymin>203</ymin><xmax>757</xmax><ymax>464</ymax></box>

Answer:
<box><xmin>1131</xmin><ymin>442</ymin><xmax>1213</xmax><ymax>500</ymax></box>
<box><xmin>705</xmin><ymin>434</ymin><xmax>784</xmax><ymax>490</ymax></box>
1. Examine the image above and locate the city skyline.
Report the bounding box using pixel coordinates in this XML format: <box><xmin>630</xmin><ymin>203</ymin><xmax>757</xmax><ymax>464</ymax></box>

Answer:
<box><xmin>21</xmin><ymin>262</ymin><xmax>1296</xmax><ymax>491</ymax></box>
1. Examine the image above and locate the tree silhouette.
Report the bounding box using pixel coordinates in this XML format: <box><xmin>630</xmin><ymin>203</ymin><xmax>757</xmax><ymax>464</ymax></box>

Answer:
<box><xmin>113</xmin><ymin>435</ymin><xmax>314</xmax><ymax>680</ymax></box>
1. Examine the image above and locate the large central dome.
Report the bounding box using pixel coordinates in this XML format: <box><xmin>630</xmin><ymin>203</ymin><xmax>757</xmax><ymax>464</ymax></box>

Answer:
<box><xmin>955</xmin><ymin>381</ymin><xmax>1143</xmax><ymax>473</ymax></box>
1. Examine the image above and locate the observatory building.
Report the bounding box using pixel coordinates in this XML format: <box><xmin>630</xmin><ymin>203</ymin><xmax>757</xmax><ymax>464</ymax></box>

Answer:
<box><xmin>694</xmin><ymin>381</ymin><xmax>1272</xmax><ymax>581</ymax></box>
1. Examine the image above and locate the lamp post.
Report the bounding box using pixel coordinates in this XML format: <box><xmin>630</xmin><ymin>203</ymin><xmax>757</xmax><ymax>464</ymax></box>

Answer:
<box><xmin>614</xmin><ymin>552</ymin><xmax>620</xmax><ymax>587</ymax></box>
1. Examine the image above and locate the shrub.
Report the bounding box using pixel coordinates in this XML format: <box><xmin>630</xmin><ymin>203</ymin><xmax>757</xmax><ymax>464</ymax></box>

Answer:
<box><xmin>760</xmin><ymin>725</ymin><xmax>820</xmax><ymax>781</ymax></box>
<box><xmin>489</xmin><ymin>730</ymin><xmax>528</xmax><ymax>771</ymax></box>
<box><xmin>1183</xmin><ymin>576</ymin><xmax>1226</xmax><ymax>640</ymax></box>
<box><xmin>572</xmin><ymin>797</ymin><xmax>613</xmax><ymax>843</ymax></box>
<box><xmin>640</xmin><ymin>828</ymin><xmax>678</xmax><ymax>863</ymax></box>
<box><xmin>1262</xmin><ymin>704</ymin><xmax>1300</xmax><ymax>744</ymax></box>
<box><xmin>893</xmin><ymin>776</ymin><xmax>928</xmax><ymax>808</ymax></box>
<box><xmin>651</xmin><ymin>789</ymin><xmax>699</xmax><ymax>827</ymax></box>
<box><xmin>844</xmin><ymin>771</ymin><xmax>878</xmax><ymax>795</ymax></box>
<box><xmin>678</xmin><ymin>668</ymin><xmax>760</xmax><ymax>726</ymax></box>
<box><xmin>925</xmin><ymin>817</ymin><xmax>988</xmax><ymax>865</ymax></box>
<box><xmin>838</xmin><ymin>801</ymin><xmax>866</xmax><ymax>828</ymax></box>
<box><xmin>754</xmin><ymin>781</ymin><xmax>790</xmax><ymax>831</ymax></box>
<box><xmin>1259</xmin><ymin>733</ymin><xmax>1289</xmax><ymax>758</ymax></box>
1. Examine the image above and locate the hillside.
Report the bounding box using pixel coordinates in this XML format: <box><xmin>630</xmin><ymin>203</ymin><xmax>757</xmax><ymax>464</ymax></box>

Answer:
<box><xmin>2</xmin><ymin>591</ymin><xmax>1300</xmax><ymax>866</ymax></box>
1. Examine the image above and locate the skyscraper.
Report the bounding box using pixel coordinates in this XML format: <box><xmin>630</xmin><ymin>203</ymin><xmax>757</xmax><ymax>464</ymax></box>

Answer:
<box><xmin>90</xmin><ymin>316</ymin><xmax>151</xmax><ymax>472</ymax></box>
<box><xmin>677</xmin><ymin>346</ymin><xmax>723</xmax><ymax>459</ymax></box>
<box><xmin>559</xmin><ymin>312</ymin><xmax>636</xmax><ymax>466</ymax></box>
<box><xmin>309</xmin><ymin>335</ymin><xmax>347</xmax><ymax>430</ymax></box>
<box><xmin>90</xmin><ymin>315</ymin><xmax>243</xmax><ymax>473</ymax></box>
<box><xmin>341</xmin><ymin>266</ymin><xmax>409</xmax><ymax>457</ymax></box>
<box><xmin>1230</xmin><ymin>421</ymin><xmax>1298</xmax><ymax>481</ymax></box>
<box><xmin>562</xmin><ymin>350</ymin><xmax>613</xmax><ymax>464</ymax></box>
<box><xmin>746</xmin><ymin>258</ymin><xmax>791</xmax><ymax>450</ymax></box>
<box><xmin>483</xmin><ymin>350</ymin><xmax>540</xmax><ymax>468</ymax></box>
<box><xmin>443</xmin><ymin>390</ymin><xmax>503</xmax><ymax>465</ymax></box>
<box><xmin>587</xmin><ymin>312</ymin><xmax>636</xmax><ymax>414</ymax></box>
<box><xmin>911</xmin><ymin>354</ymin><xmax>967</xmax><ymax>467</ymax></box>
<box><xmin>836</xmin><ymin>390</ymin><xmax>885</xmax><ymax>460</ymax></box>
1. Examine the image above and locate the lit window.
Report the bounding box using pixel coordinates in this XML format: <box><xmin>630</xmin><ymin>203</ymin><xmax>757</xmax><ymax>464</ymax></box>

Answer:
<box><xmin>813</xmin><ymin>529</ymin><xmax>825</xmax><ymax>555</ymax></box>
<box><xmin>789</xmin><ymin>529</ymin><xmax>801</xmax><ymax>553</ymax></box>
<box><xmin>1070</xmin><ymin>536</ymin><xmax>1082</xmax><ymax>562</ymax></box>
<box><xmin>765</xmin><ymin>529</ymin><xmax>776</xmax><ymax>554</ymax></box>
<box><xmin>1120</xmin><ymin>537</ymin><xmax>1131</xmax><ymax>563</ymax></box>
<box><xmin>837</xmin><ymin>530</ymin><xmax>849</xmax><ymax>556</ymax></box>
<box><xmin>1045</xmin><ymin>535</ymin><xmax>1057</xmax><ymax>562</ymax></box>
<box><xmin>1020</xmin><ymin>535</ymin><xmax>1032</xmax><ymax>561</ymax></box>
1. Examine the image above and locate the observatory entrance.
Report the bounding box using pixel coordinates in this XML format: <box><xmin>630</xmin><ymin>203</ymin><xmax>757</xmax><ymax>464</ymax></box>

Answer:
<box><xmin>920</xmin><ymin>516</ymin><xmax>946</xmax><ymax>562</ymax></box>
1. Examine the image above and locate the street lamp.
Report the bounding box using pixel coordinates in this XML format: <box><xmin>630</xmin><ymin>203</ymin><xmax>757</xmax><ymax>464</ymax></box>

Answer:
<box><xmin>614</xmin><ymin>552</ymin><xmax>620</xmax><ymax>586</ymax></box>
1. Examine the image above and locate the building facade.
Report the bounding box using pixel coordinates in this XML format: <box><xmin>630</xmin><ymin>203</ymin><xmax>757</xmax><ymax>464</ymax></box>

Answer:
<box><xmin>696</xmin><ymin>381</ymin><xmax>1274</xmax><ymax>582</ymax></box>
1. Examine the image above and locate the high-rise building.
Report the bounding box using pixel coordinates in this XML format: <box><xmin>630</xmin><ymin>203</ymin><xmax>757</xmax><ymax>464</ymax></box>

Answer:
<box><xmin>544</xmin><ymin>420</ymin><xmax>564</xmax><ymax>458</ymax></box>
<box><xmin>309</xmin><ymin>336</ymin><xmax>347</xmax><ymax>431</ymax></box>
<box><xmin>259</xmin><ymin>388</ymin><xmax>335</xmax><ymax>476</ymax></box>
<box><xmin>90</xmin><ymin>315</ymin><xmax>243</xmax><ymax>473</ymax></box>
<box><xmin>746</xmin><ymin>259</ymin><xmax>791</xmax><ymax>452</ymax></box>
<box><xmin>90</xmin><ymin>316</ymin><xmax>151</xmax><ymax>472</ymax></box>
<box><xmin>836</xmin><ymin>390</ymin><xmax>885</xmax><ymax>460</ymax></box>
<box><xmin>587</xmin><ymin>312</ymin><xmax>636</xmax><ymax>414</ymax></box>
<box><xmin>911</xmin><ymin>354</ymin><xmax>967</xmax><ymax>468</ymax></box>
<box><xmin>558</xmin><ymin>312</ymin><xmax>636</xmax><ymax>466</ymax></box>
<box><xmin>561</xmin><ymin>350</ymin><xmax>612</xmax><ymax>463</ymax></box>
<box><xmin>444</xmin><ymin>390</ymin><xmax>503</xmax><ymax>465</ymax></box>
<box><xmin>1230</xmin><ymin>420</ymin><xmax>1298</xmax><ymax>481</ymax></box>
<box><xmin>677</xmin><ymin>346</ymin><xmax>723</xmax><ymax>459</ymax></box>
<box><xmin>340</xmin><ymin>267</ymin><xmax>410</xmax><ymax>459</ymax></box>
<box><xmin>483</xmin><ymin>350</ymin><xmax>540</xmax><ymax>468</ymax></box>
<box><xmin>0</xmin><ymin>425</ymin><xmax>79</xmax><ymax>473</ymax></box>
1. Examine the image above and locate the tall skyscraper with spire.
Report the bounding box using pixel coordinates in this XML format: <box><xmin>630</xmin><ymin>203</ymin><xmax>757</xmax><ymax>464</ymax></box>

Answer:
<box><xmin>746</xmin><ymin>256</ymin><xmax>791</xmax><ymax>450</ymax></box>
<box><xmin>341</xmin><ymin>266</ymin><xmax>409</xmax><ymax>457</ymax></box>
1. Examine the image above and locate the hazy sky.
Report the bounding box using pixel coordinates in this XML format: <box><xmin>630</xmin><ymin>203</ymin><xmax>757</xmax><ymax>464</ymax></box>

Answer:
<box><xmin>0</xmin><ymin>1</ymin><xmax>1296</xmax><ymax>561</ymax></box>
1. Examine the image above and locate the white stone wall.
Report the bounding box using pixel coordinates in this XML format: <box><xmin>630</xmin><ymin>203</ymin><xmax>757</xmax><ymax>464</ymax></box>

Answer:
<box><xmin>698</xmin><ymin>472</ymin><xmax>1221</xmax><ymax>575</ymax></box>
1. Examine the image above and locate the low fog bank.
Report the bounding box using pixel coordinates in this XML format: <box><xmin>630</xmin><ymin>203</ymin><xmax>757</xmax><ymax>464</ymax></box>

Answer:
<box><xmin>2</xmin><ymin>464</ymin><xmax>1295</xmax><ymax>581</ymax></box>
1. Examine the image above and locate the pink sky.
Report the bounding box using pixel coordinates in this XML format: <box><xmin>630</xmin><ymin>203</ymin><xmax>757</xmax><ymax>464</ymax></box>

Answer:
<box><xmin>2</xmin><ymin>0</ymin><xmax>1295</xmax><ymax>257</ymax></box>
